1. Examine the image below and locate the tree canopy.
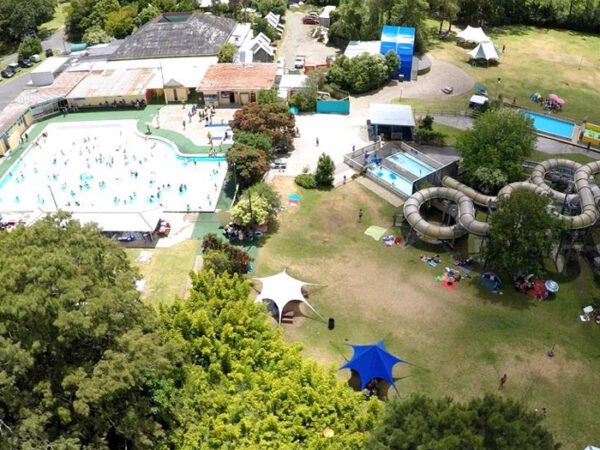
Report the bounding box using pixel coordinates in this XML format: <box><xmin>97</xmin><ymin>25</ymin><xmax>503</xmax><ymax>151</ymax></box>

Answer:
<box><xmin>315</xmin><ymin>153</ymin><xmax>336</xmax><ymax>188</ymax></box>
<box><xmin>226</xmin><ymin>144</ymin><xmax>270</xmax><ymax>189</ymax></box>
<box><xmin>483</xmin><ymin>190</ymin><xmax>564</xmax><ymax>275</ymax></box>
<box><xmin>0</xmin><ymin>214</ymin><xmax>181</xmax><ymax>449</ymax></box>
<box><xmin>0</xmin><ymin>0</ymin><xmax>54</xmax><ymax>43</ymax></box>
<box><xmin>328</xmin><ymin>54</ymin><xmax>391</xmax><ymax>94</ymax></box>
<box><xmin>366</xmin><ymin>393</ymin><xmax>559</xmax><ymax>450</ymax></box>
<box><xmin>231</xmin><ymin>102</ymin><xmax>296</xmax><ymax>147</ymax></box>
<box><xmin>457</xmin><ymin>108</ymin><xmax>536</xmax><ymax>194</ymax></box>
<box><xmin>218</xmin><ymin>43</ymin><xmax>237</xmax><ymax>63</ymax></box>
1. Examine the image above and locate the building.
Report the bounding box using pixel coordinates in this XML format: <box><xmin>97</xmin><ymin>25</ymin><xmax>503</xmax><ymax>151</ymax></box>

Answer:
<box><xmin>30</xmin><ymin>56</ymin><xmax>70</xmax><ymax>87</ymax></box>
<box><xmin>109</xmin><ymin>12</ymin><xmax>238</xmax><ymax>60</ymax></box>
<box><xmin>319</xmin><ymin>5</ymin><xmax>336</xmax><ymax>27</ymax></box>
<box><xmin>344</xmin><ymin>41</ymin><xmax>381</xmax><ymax>59</ymax></box>
<box><xmin>264</xmin><ymin>12</ymin><xmax>284</xmax><ymax>34</ymax></box>
<box><xmin>237</xmin><ymin>32</ymin><xmax>275</xmax><ymax>63</ymax></box>
<box><xmin>380</xmin><ymin>26</ymin><xmax>415</xmax><ymax>81</ymax></box>
<box><xmin>277</xmin><ymin>74</ymin><xmax>307</xmax><ymax>100</ymax></box>
<box><xmin>368</xmin><ymin>103</ymin><xmax>415</xmax><ymax>140</ymax></box>
<box><xmin>198</xmin><ymin>63</ymin><xmax>278</xmax><ymax>106</ymax></box>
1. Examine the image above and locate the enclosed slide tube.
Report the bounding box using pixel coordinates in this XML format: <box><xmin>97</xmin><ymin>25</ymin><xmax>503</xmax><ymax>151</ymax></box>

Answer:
<box><xmin>404</xmin><ymin>159</ymin><xmax>600</xmax><ymax>241</ymax></box>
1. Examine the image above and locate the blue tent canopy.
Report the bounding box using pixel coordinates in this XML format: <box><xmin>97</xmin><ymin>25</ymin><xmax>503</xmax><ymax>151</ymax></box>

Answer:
<box><xmin>340</xmin><ymin>341</ymin><xmax>406</xmax><ymax>391</ymax></box>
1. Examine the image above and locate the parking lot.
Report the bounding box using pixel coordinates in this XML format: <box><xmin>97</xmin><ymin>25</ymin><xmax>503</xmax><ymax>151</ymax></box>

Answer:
<box><xmin>278</xmin><ymin>10</ymin><xmax>341</xmax><ymax>69</ymax></box>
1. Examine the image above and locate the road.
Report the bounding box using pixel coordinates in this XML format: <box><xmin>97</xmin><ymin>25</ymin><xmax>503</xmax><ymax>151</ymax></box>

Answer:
<box><xmin>0</xmin><ymin>28</ymin><xmax>69</xmax><ymax>111</ymax></box>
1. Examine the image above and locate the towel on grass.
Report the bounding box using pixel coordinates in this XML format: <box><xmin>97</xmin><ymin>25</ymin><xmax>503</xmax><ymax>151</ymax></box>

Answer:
<box><xmin>364</xmin><ymin>226</ymin><xmax>387</xmax><ymax>241</ymax></box>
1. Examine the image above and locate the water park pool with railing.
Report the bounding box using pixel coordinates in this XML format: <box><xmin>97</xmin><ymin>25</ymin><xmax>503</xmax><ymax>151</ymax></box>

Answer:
<box><xmin>0</xmin><ymin>120</ymin><xmax>227</xmax><ymax>213</ymax></box>
<box><xmin>387</xmin><ymin>152</ymin><xmax>434</xmax><ymax>178</ymax></box>
<box><xmin>372</xmin><ymin>166</ymin><xmax>414</xmax><ymax>196</ymax></box>
<box><xmin>520</xmin><ymin>110</ymin><xmax>575</xmax><ymax>140</ymax></box>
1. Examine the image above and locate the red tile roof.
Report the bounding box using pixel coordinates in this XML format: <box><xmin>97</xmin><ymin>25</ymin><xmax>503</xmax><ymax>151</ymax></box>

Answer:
<box><xmin>197</xmin><ymin>63</ymin><xmax>277</xmax><ymax>91</ymax></box>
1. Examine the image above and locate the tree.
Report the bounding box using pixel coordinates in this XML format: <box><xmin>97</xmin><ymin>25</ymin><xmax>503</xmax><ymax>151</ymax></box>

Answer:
<box><xmin>231</xmin><ymin>193</ymin><xmax>276</xmax><ymax>227</ymax></box>
<box><xmin>201</xmin><ymin>233</ymin><xmax>253</xmax><ymax>274</ymax></box>
<box><xmin>160</xmin><ymin>269</ymin><xmax>379</xmax><ymax>449</ymax></box>
<box><xmin>18</xmin><ymin>36</ymin><xmax>43</xmax><ymax>59</ymax></box>
<box><xmin>253</xmin><ymin>17</ymin><xmax>279</xmax><ymax>41</ymax></box>
<box><xmin>0</xmin><ymin>214</ymin><xmax>181</xmax><ymax>449</ymax></box>
<box><xmin>104</xmin><ymin>5</ymin><xmax>137</xmax><ymax>38</ymax></box>
<box><xmin>257</xmin><ymin>88</ymin><xmax>280</xmax><ymax>104</ymax></box>
<box><xmin>254</xmin><ymin>0</ymin><xmax>286</xmax><ymax>16</ymax></box>
<box><xmin>247</xmin><ymin>182</ymin><xmax>281</xmax><ymax>210</ymax></box>
<box><xmin>328</xmin><ymin>54</ymin><xmax>390</xmax><ymax>94</ymax></box>
<box><xmin>135</xmin><ymin>4</ymin><xmax>161</xmax><ymax>26</ymax></box>
<box><xmin>233</xmin><ymin>131</ymin><xmax>273</xmax><ymax>156</ymax></box>
<box><xmin>218</xmin><ymin>43</ymin><xmax>237</xmax><ymax>63</ymax></box>
<box><xmin>431</xmin><ymin>0</ymin><xmax>460</xmax><ymax>33</ymax></box>
<box><xmin>314</xmin><ymin>153</ymin><xmax>335</xmax><ymax>188</ymax></box>
<box><xmin>82</xmin><ymin>24</ymin><xmax>113</xmax><ymax>45</ymax></box>
<box><xmin>482</xmin><ymin>190</ymin><xmax>564</xmax><ymax>275</ymax></box>
<box><xmin>457</xmin><ymin>108</ymin><xmax>536</xmax><ymax>193</ymax></box>
<box><xmin>226</xmin><ymin>144</ymin><xmax>270</xmax><ymax>189</ymax></box>
<box><xmin>231</xmin><ymin>102</ymin><xmax>296</xmax><ymax>147</ymax></box>
<box><xmin>291</xmin><ymin>72</ymin><xmax>319</xmax><ymax>112</ymax></box>
<box><xmin>384</xmin><ymin>50</ymin><xmax>400</xmax><ymax>77</ymax></box>
<box><xmin>367</xmin><ymin>393</ymin><xmax>559</xmax><ymax>450</ymax></box>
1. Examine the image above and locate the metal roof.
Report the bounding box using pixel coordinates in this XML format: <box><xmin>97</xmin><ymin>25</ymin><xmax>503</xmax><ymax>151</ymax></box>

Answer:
<box><xmin>109</xmin><ymin>13</ymin><xmax>237</xmax><ymax>60</ymax></box>
<box><xmin>369</xmin><ymin>103</ymin><xmax>415</xmax><ymax>127</ymax></box>
<box><xmin>198</xmin><ymin>63</ymin><xmax>277</xmax><ymax>91</ymax></box>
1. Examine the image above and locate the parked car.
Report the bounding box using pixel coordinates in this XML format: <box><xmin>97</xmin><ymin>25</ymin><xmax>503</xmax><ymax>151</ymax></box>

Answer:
<box><xmin>1</xmin><ymin>67</ymin><xmax>15</xmax><ymax>78</ymax></box>
<box><xmin>30</xmin><ymin>54</ymin><xmax>41</xmax><ymax>63</ymax></box>
<box><xmin>302</xmin><ymin>15</ymin><xmax>319</xmax><ymax>24</ymax></box>
<box><xmin>271</xmin><ymin>159</ymin><xmax>287</xmax><ymax>170</ymax></box>
<box><xmin>294</xmin><ymin>55</ymin><xmax>305</xmax><ymax>69</ymax></box>
<box><xmin>8</xmin><ymin>63</ymin><xmax>20</xmax><ymax>73</ymax></box>
<box><xmin>18</xmin><ymin>59</ymin><xmax>33</xmax><ymax>68</ymax></box>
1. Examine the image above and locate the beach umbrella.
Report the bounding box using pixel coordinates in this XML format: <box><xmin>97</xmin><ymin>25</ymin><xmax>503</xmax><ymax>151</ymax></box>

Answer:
<box><xmin>340</xmin><ymin>341</ymin><xmax>406</xmax><ymax>391</ymax></box>
<box><xmin>548</xmin><ymin>93</ymin><xmax>565</xmax><ymax>105</ymax></box>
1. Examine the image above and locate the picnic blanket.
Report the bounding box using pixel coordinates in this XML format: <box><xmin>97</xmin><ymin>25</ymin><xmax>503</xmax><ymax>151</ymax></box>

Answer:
<box><xmin>365</xmin><ymin>226</ymin><xmax>387</xmax><ymax>241</ymax></box>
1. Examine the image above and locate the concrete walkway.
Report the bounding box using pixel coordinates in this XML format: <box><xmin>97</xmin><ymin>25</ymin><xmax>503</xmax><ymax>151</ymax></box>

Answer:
<box><xmin>356</xmin><ymin>177</ymin><xmax>405</xmax><ymax>207</ymax></box>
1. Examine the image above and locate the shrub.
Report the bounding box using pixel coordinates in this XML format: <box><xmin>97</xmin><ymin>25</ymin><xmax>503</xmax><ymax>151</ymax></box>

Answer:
<box><xmin>201</xmin><ymin>233</ymin><xmax>252</xmax><ymax>275</ymax></box>
<box><xmin>18</xmin><ymin>36</ymin><xmax>42</xmax><ymax>60</ymax></box>
<box><xmin>247</xmin><ymin>182</ymin><xmax>280</xmax><ymax>210</ymax></box>
<box><xmin>416</xmin><ymin>129</ymin><xmax>446</xmax><ymax>146</ymax></box>
<box><xmin>295</xmin><ymin>173</ymin><xmax>317</xmax><ymax>189</ymax></box>
<box><xmin>233</xmin><ymin>131</ymin><xmax>273</xmax><ymax>157</ymax></box>
<box><xmin>226</xmin><ymin>145</ymin><xmax>270</xmax><ymax>189</ymax></box>
<box><xmin>218</xmin><ymin>43</ymin><xmax>237</xmax><ymax>63</ymax></box>
<box><xmin>314</xmin><ymin>153</ymin><xmax>335</xmax><ymax>188</ymax></box>
<box><xmin>231</xmin><ymin>194</ymin><xmax>276</xmax><ymax>227</ymax></box>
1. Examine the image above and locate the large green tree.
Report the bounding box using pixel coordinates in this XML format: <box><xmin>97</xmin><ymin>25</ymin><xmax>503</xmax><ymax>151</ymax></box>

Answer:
<box><xmin>0</xmin><ymin>0</ymin><xmax>54</xmax><ymax>43</ymax></box>
<box><xmin>458</xmin><ymin>108</ymin><xmax>536</xmax><ymax>194</ymax></box>
<box><xmin>367</xmin><ymin>393</ymin><xmax>559</xmax><ymax>450</ymax></box>
<box><xmin>161</xmin><ymin>269</ymin><xmax>380</xmax><ymax>449</ymax></box>
<box><xmin>226</xmin><ymin>144</ymin><xmax>270</xmax><ymax>189</ymax></box>
<box><xmin>0</xmin><ymin>214</ymin><xmax>181</xmax><ymax>449</ymax></box>
<box><xmin>328</xmin><ymin>54</ymin><xmax>390</xmax><ymax>94</ymax></box>
<box><xmin>483</xmin><ymin>190</ymin><xmax>564</xmax><ymax>274</ymax></box>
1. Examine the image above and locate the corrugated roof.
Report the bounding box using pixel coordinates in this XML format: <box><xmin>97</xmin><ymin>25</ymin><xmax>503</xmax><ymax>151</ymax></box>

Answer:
<box><xmin>369</xmin><ymin>103</ymin><xmax>415</xmax><ymax>127</ymax></box>
<box><xmin>109</xmin><ymin>13</ymin><xmax>237</xmax><ymax>60</ymax></box>
<box><xmin>67</xmin><ymin>68</ymin><xmax>157</xmax><ymax>98</ymax></box>
<box><xmin>198</xmin><ymin>63</ymin><xmax>277</xmax><ymax>91</ymax></box>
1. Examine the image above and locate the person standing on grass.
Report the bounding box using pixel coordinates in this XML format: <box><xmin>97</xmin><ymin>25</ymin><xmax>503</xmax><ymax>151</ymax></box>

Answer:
<box><xmin>499</xmin><ymin>373</ymin><xmax>508</xmax><ymax>389</ymax></box>
<box><xmin>358</xmin><ymin>208</ymin><xmax>363</xmax><ymax>223</ymax></box>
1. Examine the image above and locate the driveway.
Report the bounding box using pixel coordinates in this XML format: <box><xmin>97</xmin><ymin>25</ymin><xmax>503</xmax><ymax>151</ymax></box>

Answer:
<box><xmin>278</xmin><ymin>10</ymin><xmax>341</xmax><ymax>69</ymax></box>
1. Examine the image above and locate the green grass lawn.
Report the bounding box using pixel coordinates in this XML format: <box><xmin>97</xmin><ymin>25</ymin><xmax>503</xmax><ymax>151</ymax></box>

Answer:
<box><xmin>125</xmin><ymin>240</ymin><xmax>199</xmax><ymax>307</ymax></box>
<box><xmin>38</xmin><ymin>2</ymin><xmax>69</xmax><ymax>37</ymax></box>
<box><xmin>254</xmin><ymin>179</ymin><xmax>600</xmax><ymax>449</ymax></box>
<box><xmin>410</xmin><ymin>24</ymin><xmax>600</xmax><ymax>124</ymax></box>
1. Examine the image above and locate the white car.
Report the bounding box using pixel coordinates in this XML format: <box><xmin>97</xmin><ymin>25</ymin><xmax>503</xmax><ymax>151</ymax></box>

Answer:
<box><xmin>294</xmin><ymin>55</ymin><xmax>305</xmax><ymax>69</ymax></box>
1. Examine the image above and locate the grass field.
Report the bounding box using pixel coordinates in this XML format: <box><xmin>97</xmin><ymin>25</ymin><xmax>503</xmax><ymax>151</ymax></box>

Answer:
<box><xmin>253</xmin><ymin>177</ymin><xmax>600</xmax><ymax>449</ymax></box>
<box><xmin>38</xmin><ymin>2</ymin><xmax>69</xmax><ymax>37</ymax></box>
<box><xmin>126</xmin><ymin>240</ymin><xmax>199</xmax><ymax>307</ymax></box>
<box><xmin>404</xmin><ymin>25</ymin><xmax>600</xmax><ymax>124</ymax></box>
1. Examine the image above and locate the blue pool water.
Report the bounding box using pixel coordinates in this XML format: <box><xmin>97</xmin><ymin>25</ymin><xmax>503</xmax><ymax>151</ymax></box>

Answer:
<box><xmin>387</xmin><ymin>152</ymin><xmax>434</xmax><ymax>178</ymax></box>
<box><xmin>520</xmin><ymin>110</ymin><xmax>575</xmax><ymax>139</ymax></box>
<box><xmin>372</xmin><ymin>166</ymin><xmax>413</xmax><ymax>196</ymax></box>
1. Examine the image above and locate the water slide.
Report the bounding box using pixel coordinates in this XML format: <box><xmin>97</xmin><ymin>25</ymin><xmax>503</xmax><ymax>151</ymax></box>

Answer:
<box><xmin>403</xmin><ymin>159</ymin><xmax>600</xmax><ymax>240</ymax></box>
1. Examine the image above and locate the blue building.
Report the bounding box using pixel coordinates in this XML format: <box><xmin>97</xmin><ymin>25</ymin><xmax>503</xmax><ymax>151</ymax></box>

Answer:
<box><xmin>379</xmin><ymin>26</ymin><xmax>415</xmax><ymax>81</ymax></box>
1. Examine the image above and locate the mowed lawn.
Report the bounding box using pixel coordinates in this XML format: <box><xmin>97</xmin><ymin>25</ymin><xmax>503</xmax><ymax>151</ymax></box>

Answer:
<box><xmin>254</xmin><ymin>177</ymin><xmax>600</xmax><ymax>449</ymax></box>
<box><xmin>404</xmin><ymin>26</ymin><xmax>600</xmax><ymax>124</ymax></box>
<box><xmin>125</xmin><ymin>240</ymin><xmax>199</xmax><ymax>307</ymax></box>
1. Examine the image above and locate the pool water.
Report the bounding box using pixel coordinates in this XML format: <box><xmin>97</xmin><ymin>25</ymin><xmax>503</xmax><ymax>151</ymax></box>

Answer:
<box><xmin>387</xmin><ymin>152</ymin><xmax>434</xmax><ymax>178</ymax></box>
<box><xmin>372</xmin><ymin>166</ymin><xmax>413</xmax><ymax>196</ymax></box>
<box><xmin>0</xmin><ymin>120</ymin><xmax>227</xmax><ymax>213</ymax></box>
<box><xmin>520</xmin><ymin>110</ymin><xmax>575</xmax><ymax>140</ymax></box>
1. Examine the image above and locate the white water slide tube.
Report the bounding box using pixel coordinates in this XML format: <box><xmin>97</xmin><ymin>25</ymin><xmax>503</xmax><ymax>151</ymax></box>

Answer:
<box><xmin>403</xmin><ymin>159</ymin><xmax>600</xmax><ymax>240</ymax></box>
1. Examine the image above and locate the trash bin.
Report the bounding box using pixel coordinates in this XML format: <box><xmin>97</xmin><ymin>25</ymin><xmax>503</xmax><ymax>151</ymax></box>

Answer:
<box><xmin>328</xmin><ymin>318</ymin><xmax>335</xmax><ymax>330</ymax></box>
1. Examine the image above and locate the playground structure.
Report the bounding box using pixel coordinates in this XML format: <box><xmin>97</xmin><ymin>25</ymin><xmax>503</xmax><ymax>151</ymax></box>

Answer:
<box><xmin>582</xmin><ymin>122</ymin><xmax>600</xmax><ymax>147</ymax></box>
<box><xmin>404</xmin><ymin>158</ymin><xmax>600</xmax><ymax>241</ymax></box>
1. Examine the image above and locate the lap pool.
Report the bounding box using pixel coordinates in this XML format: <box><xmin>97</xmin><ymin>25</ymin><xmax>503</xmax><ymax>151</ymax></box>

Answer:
<box><xmin>0</xmin><ymin>120</ymin><xmax>227</xmax><ymax>213</ymax></box>
<box><xmin>520</xmin><ymin>110</ymin><xmax>575</xmax><ymax>140</ymax></box>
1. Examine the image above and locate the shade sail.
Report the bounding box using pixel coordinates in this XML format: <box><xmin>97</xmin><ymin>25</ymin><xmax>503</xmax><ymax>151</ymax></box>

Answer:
<box><xmin>254</xmin><ymin>270</ymin><xmax>320</xmax><ymax>323</ymax></box>
<box><xmin>340</xmin><ymin>341</ymin><xmax>406</xmax><ymax>391</ymax></box>
<box><xmin>468</xmin><ymin>41</ymin><xmax>500</xmax><ymax>61</ymax></box>
<box><xmin>457</xmin><ymin>26</ymin><xmax>490</xmax><ymax>43</ymax></box>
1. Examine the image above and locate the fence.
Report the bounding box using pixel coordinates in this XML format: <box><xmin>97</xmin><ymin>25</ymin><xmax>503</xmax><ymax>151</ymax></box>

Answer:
<box><xmin>316</xmin><ymin>99</ymin><xmax>350</xmax><ymax>115</ymax></box>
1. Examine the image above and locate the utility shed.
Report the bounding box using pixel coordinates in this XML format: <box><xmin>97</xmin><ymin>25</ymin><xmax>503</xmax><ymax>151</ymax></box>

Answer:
<box><xmin>368</xmin><ymin>103</ymin><xmax>415</xmax><ymax>140</ymax></box>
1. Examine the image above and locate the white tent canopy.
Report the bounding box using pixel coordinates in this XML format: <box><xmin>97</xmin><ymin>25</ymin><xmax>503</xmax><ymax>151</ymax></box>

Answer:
<box><xmin>468</xmin><ymin>41</ymin><xmax>500</xmax><ymax>61</ymax></box>
<box><xmin>254</xmin><ymin>270</ymin><xmax>321</xmax><ymax>323</ymax></box>
<box><xmin>457</xmin><ymin>26</ymin><xmax>490</xmax><ymax>44</ymax></box>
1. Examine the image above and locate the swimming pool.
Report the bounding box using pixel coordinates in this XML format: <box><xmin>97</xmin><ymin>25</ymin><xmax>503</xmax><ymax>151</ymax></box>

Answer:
<box><xmin>387</xmin><ymin>152</ymin><xmax>434</xmax><ymax>178</ymax></box>
<box><xmin>520</xmin><ymin>110</ymin><xmax>575</xmax><ymax>140</ymax></box>
<box><xmin>371</xmin><ymin>166</ymin><xmax>414</xmax><ymax>196</ymax></box>
<box><xmin>0</xmin><ymin>120</ymin><xmax>227</xmax><ymax>213</ymax></box>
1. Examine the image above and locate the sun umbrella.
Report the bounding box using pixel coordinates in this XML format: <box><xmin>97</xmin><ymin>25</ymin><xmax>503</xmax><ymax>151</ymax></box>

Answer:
<box><xmin>548</xmin><ymin>93</ymin><xmax>565</xmax><ymax>105</ymax></box>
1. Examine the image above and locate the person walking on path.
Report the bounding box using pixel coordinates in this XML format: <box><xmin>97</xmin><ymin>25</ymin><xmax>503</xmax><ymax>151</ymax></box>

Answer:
<box><xmin>499</xmin><ymin>373</ymin><xmax>507</xmax><ymax>389</ymax></box>
<box><xmin>316</xmin><ymin>137</ymin><xmax>319</xmax><ymax>147</ymax></box>
<box><xmin>182</xmin><ymin>120</ymin><xmax>186</xmax><ymax>130</ymax></box>
<box><xmin>358</xmin><ymin>208</ymin><xmax>363</xmax><ymax>223</ymax></box>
